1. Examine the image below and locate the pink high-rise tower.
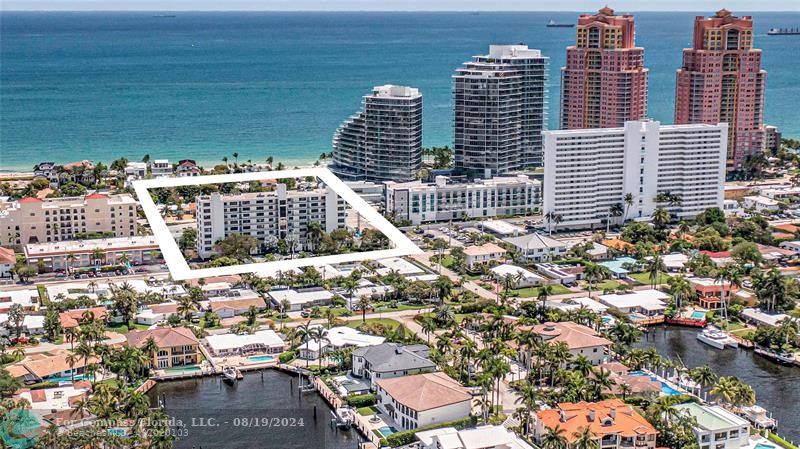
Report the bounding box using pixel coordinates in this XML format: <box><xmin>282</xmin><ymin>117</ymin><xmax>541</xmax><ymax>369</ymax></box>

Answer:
<box><xmin>675</xmin><ymin>9</ymin><xmax>766</xmax><ymax>171</ymax></box>
<box><xmin>560</xmin><ymin>7</ymin><xmax>649</xmax><ymax>129</ymax></box>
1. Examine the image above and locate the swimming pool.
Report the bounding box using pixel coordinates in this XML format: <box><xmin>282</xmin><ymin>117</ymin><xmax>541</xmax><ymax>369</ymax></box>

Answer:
<box><xmin>690</xmin><ymin>310</ymin><xmax>707</xmax><ymax>320</ymax></box>
<box><xmin>755</xmin><ymin>444</ymin><xmax>776</xmax><ymax>449</ymax></box>
<box><xmin>165</xmin><ymin>366</ymin><xmax>201</xmax><ymax>373</ymax></box>
<box><xmin>47</xmin><ymin>374</ymin><xmax>92</xmax><ymax>383</ymax></box>
<box><xmin>247</xmin><ymin>355</ymin><xmax>275</xmax><ymax>363</ymax></box>
<box><xmin>628</xmin><ymin>371</ymin><xmax>682</xmax><ymax>396</ymax></box>
<box><xmin>377</xmin><ymin>426</ymin><xmax>398</xmax><ymax>437</ymax></box>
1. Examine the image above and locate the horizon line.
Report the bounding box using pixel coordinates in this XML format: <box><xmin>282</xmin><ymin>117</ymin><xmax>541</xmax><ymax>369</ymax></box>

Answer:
<box><xmin>3</xmin><ymin>9</ymin><xmax>799</xmax><ymax>12</ymax></box>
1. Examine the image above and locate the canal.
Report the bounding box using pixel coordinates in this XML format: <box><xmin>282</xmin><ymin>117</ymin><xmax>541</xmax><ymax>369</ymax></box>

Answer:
<box><xmin>148</xmin><ymin>370</ymin><xmax>360</xmax><ymax>449</ymax></box>
<box><xmin>637</xmin><ymin>325</ymin><xmax>800</xmax><ymax>443</ymax></box>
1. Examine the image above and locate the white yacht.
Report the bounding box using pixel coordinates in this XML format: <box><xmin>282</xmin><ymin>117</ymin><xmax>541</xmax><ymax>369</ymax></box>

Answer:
<box><xmin>696</xmin><ymin>326</ymin><xmax>738</xmax><ymax>349</ymax></box>
<box><xmin>740</xmin><ymin>405</ymin><xmax>777</xmax><ymax>429</ymax></box>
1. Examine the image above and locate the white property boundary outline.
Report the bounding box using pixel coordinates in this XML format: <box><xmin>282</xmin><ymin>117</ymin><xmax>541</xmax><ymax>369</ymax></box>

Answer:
<box><xmin>132</xmin><ymin>167</ymin><xmax>422</xmax><ymax>280</ymax></box>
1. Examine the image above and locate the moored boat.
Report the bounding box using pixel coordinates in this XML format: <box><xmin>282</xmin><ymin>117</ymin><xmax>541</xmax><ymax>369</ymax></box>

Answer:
<box><xmin>333</xmin><ymin>407</ymin><xmax>354</xmax><ymax>429</ymax></box>
<box><xmin>697</xmin><ymin>326</ymin><xmax>738</xmax><ymax>349</ymax></box>
<box><xmin>222</xmin><ymin>366</ymin><xmax>238</xmax><ymax>382</ymax></box>
<box><xmin>740</xmin><ymin>405</ymin><xmax>778</xmax><ymax>429</ymax></box>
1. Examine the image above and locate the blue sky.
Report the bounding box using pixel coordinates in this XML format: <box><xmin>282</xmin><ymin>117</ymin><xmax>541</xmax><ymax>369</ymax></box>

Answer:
<box><xmin>3</xmin><ymin>1</ymin><xmax>799</xmax><ymax>11</ymax></box>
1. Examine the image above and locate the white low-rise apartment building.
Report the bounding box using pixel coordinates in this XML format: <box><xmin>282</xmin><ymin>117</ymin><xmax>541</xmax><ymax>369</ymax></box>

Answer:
<box><xmin>195</xmin><ymin>183</ymin><xmax>346</xmax><ymax>258</ymax></box>
<box><xmin>543</xmin><ymin>120</ymin><xmax>727</xmax><ymax>230</ymax></box>
<box><xmin>674</xmin><ymin>403</ymin><xmax>750</xmax><ymax>449</ymax></box>
<box><xmin>24</xmin><ymin>235</ymin><xmax>161</xmax><ymax>271</ymax></box>
<box><xmin>267</xmin><ymin>287</ymin><xmax>334</xmax><ymax>312</ymax></box>
<box><xmin>124</xmin><ymin>162</ymin><xmax>148</xmax><ymax>179</ymax></box>
<box><xmin>0</xmin><ymin>193</ymin><xmax>137</xmax><ymax>249</ymax></box>
<box><xmin>491</xmin><ymin>264</ymin><xmax>545</xmax><ymax>287</ymax></box>
<box><xmin>385</xmin><ymin>174</ymin><xmax>540</xmax><ymax>225</ymax></box>
<box><xmin>375</xmin><ymin>372</ymin><xmax>472</xmax><ymax>431</ymax></box>
<box><xmin>742</xmin><ymin>195</ymin><xmax>780</xmax><ymax>213</ymax></box>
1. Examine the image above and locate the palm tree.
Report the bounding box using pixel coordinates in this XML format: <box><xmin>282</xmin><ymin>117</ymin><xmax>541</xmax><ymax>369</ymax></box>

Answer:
<box><xmin>541</xmin><ymin>425</ymin><xmax>569</xmax><ymax>449</ymax></box>
<box><xmin>232</xmin><ymin>152</ymin><xmax>239</xmax><ymax>166</ymax></box>
<box><xmin>222</xmin><ymin>156</ymin><xmax>228</xmax><ymax>166</ymax></box>
<box><xmin>647</xmin><ymin>254</ymin><xmax>666</xmax><ymax>289</ymax></box>
<box><xmin>689</xmin><ymin>364</ymin><xmax>717</xmax><ymax>393</ymax></box>
<box><xmin>583</xmin><ymin>262</ymin><xmax>609</xmax><ymax>298</ymax></box>
<box><xmin>667</xmin><ymin>274</ymin><xmax>692</xmax><ymax>315</ymax></box>
<box><xmin>420</xmin><ymin>316</ymin><xmax>437</xmax><ymax>344</ymax></box>
<box><xmin>537</xmin><ymin>284</ymin><xmax>554</xmax><ymax>320</ymax></box>
<box><xmin>356</xmin><ymin>295</ymin><xmax>371</xmax><ymax>323</ymax></box>
<box><xmin>91</xmin><ymin>247</ymin><xmax>104</xmax><ymax>266</ymax></box>
<box><xmin>652</xmin><ymin>207</ymin><xmax>671</xmax><ymax>231</ymax></box>
<box><xmin>177</xmin><ymin>295</ymin><xmax>196</xmax><ymax>323</ymax></box>
<box><xmin>66</xmin><ymin>252</ymin><xmax>77</xmax><ymax>274</ymax></box>
<box><xmin>623</xmin><ymin>193</ymin><xmax>634</xmax><ymax>223</ymax></box>
<box><xmin>514</xmin><ymin>381</ymin><xmax>541</xmax><ymax>435</ymax></box>
<box><xmin>572</xmin><ymin>426</ymin><xmax>599</xmax><ymax>449</ymax></box>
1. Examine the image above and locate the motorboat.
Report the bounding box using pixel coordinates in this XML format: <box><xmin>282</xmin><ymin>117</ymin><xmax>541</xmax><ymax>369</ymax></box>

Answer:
<box><xmin>669</xmin><ymin>374</ymin><xmax>700</xmax><ymax>391</ymax></box>
<box><xmin>740</xmin><ymin>405</ymin><xmax>777</xmax><ymax>429</ymax></box>
<box><xmin>696</xmin><ymin>326</ymin><xmax>738</xmax><ymax>349</ymax></box>
<box><xmin>222</xmin><ymin>366</ymin><xmax>238</xmax><ymax>382</ymax></box>
<box><xmin>755</xmin><ymin>347</ymin><xmax>796</xmax><ymax>365</ymax></box>
<box><xmin>333</xmin><ymin>407</ymin><xmax>354</xmax><ymax>429</ymax></box>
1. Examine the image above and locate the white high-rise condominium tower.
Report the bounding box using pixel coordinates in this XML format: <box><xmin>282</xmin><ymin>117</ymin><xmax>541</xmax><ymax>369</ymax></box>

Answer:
<box><xmin>543</xmin><ymin>120</ymin><xmax>728</xmax><ymax>230</ymax></box>
<box><xmin>454</xmin><ymin>45</ymin><xmax>549</xmax><ymax>178</ymax></box>
<box><xmin>330</xmin><ymin>85</ymin><xmax>423</xmax><ymax>183</ymax></box>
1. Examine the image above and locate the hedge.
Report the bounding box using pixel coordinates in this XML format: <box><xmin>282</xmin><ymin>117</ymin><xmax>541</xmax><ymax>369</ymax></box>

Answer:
<box><xmin>278</xmin><ymin>350</ymin><xmax>296</xmax><ymax>363</ymax></box>
<box><xmin>345</xmin><ymin>393</ymin><xmax>376</xmax><ymax>408</ymax></box>
<box><xmin>381</xmin><ymin>415</ymin><xmax>477</xmax><ymax>447</ymax></box>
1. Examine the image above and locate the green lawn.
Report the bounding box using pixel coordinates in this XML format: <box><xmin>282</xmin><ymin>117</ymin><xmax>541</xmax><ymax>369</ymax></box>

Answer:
<box><xmin>629</xmin><ymin>272</ymin><xmax>670</xmax><ymax>285</ymax></box>
<box><xmin>510</xmin><ymin>284</ymin><xmax>571</xmax><ymax>298</ymax></box>
<box><xmin>357</xmin><ymin>406</ymin><xmax>379</xmax><ymax>416</ymax></box>
<box><xmin>373</xmin><ymin>302</ymin><xmax>429</xmax><ymax>313</ymax></box>
<box><xmin>346</xmin><ymin>318</ymin><xmax>403</xmax><ymax>329</ymax></box>
<box><xmin>105</xmin><ymin>322</ymin><xmax>150</xmax><ymax>333</ymax></box>
<box><xmin>595</xmin><ymin>280</ymin><xmax>624</xmax><ymax>291</ymax></box>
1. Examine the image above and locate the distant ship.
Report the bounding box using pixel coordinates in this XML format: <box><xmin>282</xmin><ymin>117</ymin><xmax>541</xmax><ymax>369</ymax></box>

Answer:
<box><xmin>768</xmin><ymin>27</ymin><xmax>800</xmax><ymax>35</ymax></box>
<box><xmin>547</xmin><ymin>20</ymin><xmax>574</xmax><ymax>28</ymax></box>
<box><xmin>152</xmin><ymin>14</ymin><xmax>177</xmax><ymax>18</ymax></box>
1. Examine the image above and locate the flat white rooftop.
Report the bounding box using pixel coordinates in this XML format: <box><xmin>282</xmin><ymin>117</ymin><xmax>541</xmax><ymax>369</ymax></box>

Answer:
<box><xmin>205</xmin><ymin>330</ymin><xmax>284</xmax><ymax>353</ymax></box>
<box><xmin>598</xmin><ymin>289</ymin><xmax>669</xmax><ymax>310</ymax></box>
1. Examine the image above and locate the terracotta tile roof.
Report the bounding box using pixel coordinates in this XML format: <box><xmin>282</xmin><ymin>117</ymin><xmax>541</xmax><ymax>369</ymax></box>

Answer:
<box><xmin>537</xmin><ymin>399</ymin><xmax>657</xmax><ymax>443</ymax></box>
<box><xmin>12</xmin><ymin>349</ymin><xmax>100</xmax><ymax>379</ymax></box>
<box><xmin>84</xmin><ymin>193</ymin><xmax>109</xmax><ymax>200</ymax></box>
<box><xmin>376</xmin><ymin>372</ymin><xmax>472</xmax><ymax>412</ymax></box>
<box><xmin>532</xmin><ymin>321</ymin><xmax>612</xmax><ymax>350</ymax></box>
<box><xmin>18</xmin><ymin>197</ymin><xmax>44</xmax><ymax>204</ymax></box>
<box><xmin>700</xmin><ymin>250</ymin><xmax>731</xmax><ymax>258</ymax></box>
<box><xmin>149</xmin><ymin>303</ymin><xmax>179</xmax><ymax>314</ymax></box>
<box><xmin>59</xmin><ymin>307</ymin><xmax>108</xmax><ymax>329</ymax></box>
<box><xmin>773</xmin><ymin>223</ymin><xmax>800</xmax><ymax>233</ymax></box>
<box><xmin>0</xmin><ymin>247</ymin><xmax>15</xmax><ymax>265</ymax></box>
<box><xmin>209</xmin><ymin>297</ymin><xmax>266</xmax><ymax>311</ymax></box>
<box><xmin>126</xmin><ymin>326</ymin><xmax>198</xmax><ymax>349</ymax></box>
<box><xmin>30</xmin><ymin>390</ymin><xmax>46</xmax><ymax>403</ymax></box>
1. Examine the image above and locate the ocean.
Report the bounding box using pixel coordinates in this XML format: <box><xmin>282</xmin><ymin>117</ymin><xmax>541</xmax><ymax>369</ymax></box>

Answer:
<box><xmin>1</xmin><ymin>11</ymin><xmax>799</xmax><ymax>171</ymax></box>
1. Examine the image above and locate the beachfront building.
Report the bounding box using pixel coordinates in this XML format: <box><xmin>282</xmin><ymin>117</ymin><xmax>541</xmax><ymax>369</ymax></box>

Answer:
<box><xmin>561</xmin><ymin>8</ymin><xmax>648</xmax><ymax>130</ymax></box>
<box><xmin>490</xmin><ymin>264</ymin><xmax>545</xmax><ymax>288</ymax></box>
<box><xmin>533</xmin><ymin>399</ymin><xmax>658</xmax><ymax>449</ymax></box>
<box><xmin>463</xmin><ymin>243</ymin><xmax>506</xmax><ymax>269</ymax></box>
<box><xmin>23</xmin><ymin>235</ymin><xmax>161</xmax><ymax>272</ymax></box>
<box><xmin>297</xmin><ymin>326</ymin><xmax>385</xmax><ymax>360</ymax></box>
<box><xmin>527</xmin><ymin>321</ymin><xmax>611</xmax><ymax>366</ymax></box>
<box><xmin>415</xmin><ymin>425</ymin><xmax>535</xmax><ymax>449</ymax></box>
<box><xmin>267</xmin><ymin>287</ymin><xmax>334</xmax><ymax>312</ymax></box>
<box><xmin>0</xmin><ymin>193</ymin><xmax>137</xmax><ymax>249</ymax></box>
<box><xmin>195</xmin><ymin>183</ymin><xmax>347</xmax><ymax>258</ymax></box>
<box><xmin>763</xmin><ymin>125</ymin><xmax>781</xmax><ymax>152</ymax></box>
<box><xmin>543</xmin><ymin>120</ymin><xmax>727</xmax><ymax>230</ymax></box>
<box><xmin>33</xmin><ymin>162</ymin><xmax>59</xmax><ymax>185</ymax></box>
<box><xmin>204</xmin><ymin>330</ymin><xmax>286</xmax><ymax>357</ymax></box>
<box><xmin>454</xmin><ymin>44</ymin><xmax>549</xmax><ymax>176</ymax></box>
<box><xmin>673</xmin><ymin>403</ymin><xmax>750</xmax><ymax>449</ymax></box>
<box><xmin>352</xmin><ymin>343</ymin><xmax>436</xmax><ymax>385</ymax></box>
<box><xmin>175</xmin><ymin>159</ymin><xmax>201</xmax><ymax>177</ymax></box>
<box><xmin>150</xmin><ymin>160</ymin><xmax>172</xmax><ymax>177</ymax></box>
<box><xmin>125</xmin><ymin>327</ymin><xmax>200</xmax><ymax>369</ymax></box>
<box><xmin>675</xmin><ymin>10</ymin><xmax>766</xmax><ymax>171</ymax></box>
<box><xmin>502</xmin><ymin>233</ymin><xmax>567</xmax><ymax>262</ymax></box>
<box><xmin>330</xmin><ymin>85</ymin><xmax>423</xmax><ymax>183</ymax></box>
<box><xmin>375</xmin><ymin>372</ymin><xmax>472</xmax><ymax>431</ymax></box>
<box><xmin>384</xmin><ymin>174</ymin><xmax>540</xmax><ymax>224</ymax></box>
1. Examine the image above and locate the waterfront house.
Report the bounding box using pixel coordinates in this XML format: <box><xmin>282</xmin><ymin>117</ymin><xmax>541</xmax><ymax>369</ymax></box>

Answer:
<box><xmin>351</xmin><ymin>342</ymin><xmax>436</xmax><ymax>386</ymax></box>
<box><xmin>205</xmin><ymin>330</ymin><xmax>286</xmax><ymax>357</ymax></box>
<box><xmin>375</xmin><ymin>372</ymin><xmax>472</xmax><ymax>431</ymax></box>
<box><xmin>297</xmin><ymin>326</ymin><xmax>384</xmax><ymax>360</ymax></box>
<box><xmin>150</xmin><ymin>160</ymin><xmax>172</xmax><ymax>178</ymax></box>
<box><xmin>741</xmin><ymin>308</ymin><xmax>792</xmax><ymax>328</ymax></box>
<box><xmin>673</xmin><ymin>403</ymin><xmax>750</xmax><ymax>449</ymax></box>
<box><xmin>16</xmin><ymin>381</ymin><xmax>92</xmax><ymax>411</ymax></box>
<box><xmin>597</xmin><ymin>290</ymin><xmax>668</xmax><ymax>317</ymax></box>
<box><xmin>688</xmin><ymin>277</ymin><xmax>738</xmax><ymax>310</ymax></box>
<box><xmin>125</xmin><ymin>327</ymin><xmax>199</xmax><ymax>369</ymax></box>
<box><xmin>415</xmin><ymin>425</ymin><xmax>535</xmax><ymax>449</ymax></box>
<box><xmin>176</xmin><ymin>159</ymin><xmax>201</xmax><ymax>177</ymax></box>
<box><xmin>533</xmin><ymin>399</ymin><xmax>658</xmax><ymax>449</ymax></box>
<box><xmin>5</xmin><ymin>350</ymin><xmax>99</xmax><ymax>384</ymax></box>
